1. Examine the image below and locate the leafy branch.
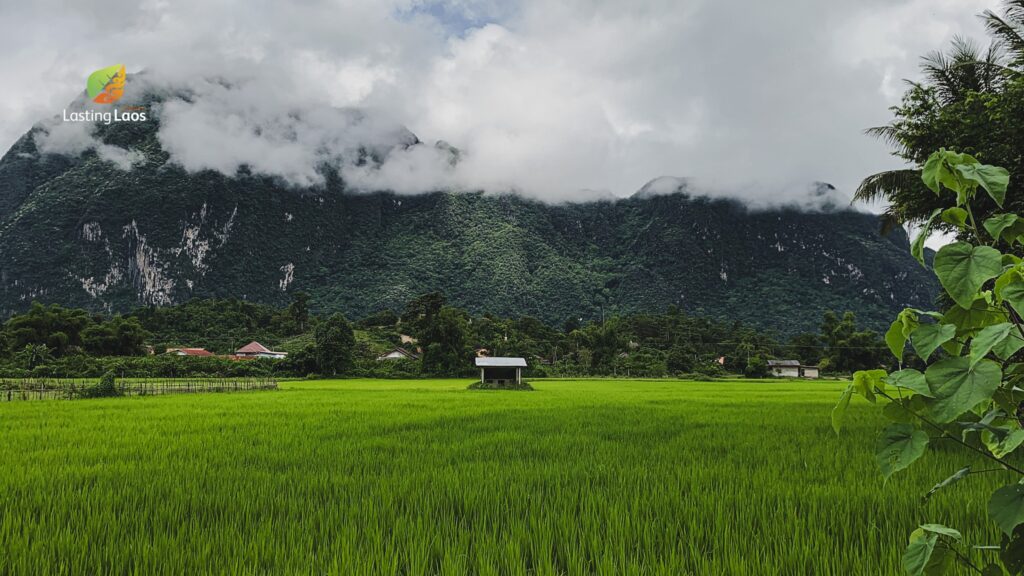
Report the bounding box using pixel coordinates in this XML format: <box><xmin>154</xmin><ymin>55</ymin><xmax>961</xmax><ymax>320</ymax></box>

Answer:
<box><xmin>833</xmin><ymin>149</ymin><xmax>1024</xmax><ymax>576</ymax></box>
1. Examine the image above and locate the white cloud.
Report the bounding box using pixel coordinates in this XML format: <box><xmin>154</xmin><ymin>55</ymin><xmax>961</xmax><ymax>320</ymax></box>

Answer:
<box><xmin>0</xmin><ymin>0</ymin><xmax>1005</xmax><ymax>205</ymax></box>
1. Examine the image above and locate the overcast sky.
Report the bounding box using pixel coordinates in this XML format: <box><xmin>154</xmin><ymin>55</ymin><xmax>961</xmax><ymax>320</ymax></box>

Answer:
<box><xmin>0</xmin><ymin>0</ymin><xmax>1003</xmax><ymax>208</ymax></box>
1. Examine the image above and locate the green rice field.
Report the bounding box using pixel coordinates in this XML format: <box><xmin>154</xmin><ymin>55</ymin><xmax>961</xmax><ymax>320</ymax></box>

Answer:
<box><xmin>0</xmin><ymin>378</ymin><xmax>1011</xmax><ymax>575</ymax></box>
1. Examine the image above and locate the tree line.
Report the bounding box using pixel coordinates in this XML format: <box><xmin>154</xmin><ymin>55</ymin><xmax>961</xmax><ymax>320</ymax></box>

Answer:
<box><xmin>0</xmin><ymin>292</ymin><xmax>901</xmax><ymax>379</ymax></box>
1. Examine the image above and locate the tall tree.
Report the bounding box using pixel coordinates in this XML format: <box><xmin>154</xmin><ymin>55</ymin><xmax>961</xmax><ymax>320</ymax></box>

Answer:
<box><xmin>856</xmin><ymin>2</ymin><xmax>1024</xmax><ymax>230</ymax></box>
<box><xmin>287</xmin><ymin>291</ymin><xmax>310</xmax><ymax>333</ymax></box>
<box><xmin>82</xmin><ymin>316</ymin><xmax>150</xmax><ymax>356</ymax></box>
<box><xmin>314</xmin><ymin>313</ymin><xmax>355</xmax><ymax>376</ymax></box>
<box><xmin>5</xmin><ymin>302</ymin><xmax>92</xmax><ymax>356</ymax></box>
<box><xmin>420</xmin><ymin>306</ymin><xmax>470</xmax><ymax>375</ymax></box>
<box><xmin>401</xmin><ymin>292</ymin><xmax>446</xmax><ymax>338</ymax></box>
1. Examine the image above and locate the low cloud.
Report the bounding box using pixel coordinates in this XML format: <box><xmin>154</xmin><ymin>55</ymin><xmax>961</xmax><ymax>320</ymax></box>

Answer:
<box><xmin>3</xmin><ymin>0</ymin><xmax>1003</xmax><ymax>205</ymax></box>
<box><xmin>35</xmin><ymin>119</ymin><xmax>143</xmax><ymax>170</ymax></box>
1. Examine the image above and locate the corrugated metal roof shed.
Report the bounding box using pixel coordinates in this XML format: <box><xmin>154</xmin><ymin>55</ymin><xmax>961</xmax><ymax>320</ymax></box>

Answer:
<box><xmin>475</xmin><ymin>357</ymin><xmax>528</xmax><ymax>367</ymax></box>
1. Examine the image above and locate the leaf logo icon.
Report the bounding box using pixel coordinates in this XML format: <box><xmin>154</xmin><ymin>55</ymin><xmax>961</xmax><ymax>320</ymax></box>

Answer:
<box><xmin>86</xmin><ymin>65</ymin><xmax>126</xmax><ymax>104</ymax></box>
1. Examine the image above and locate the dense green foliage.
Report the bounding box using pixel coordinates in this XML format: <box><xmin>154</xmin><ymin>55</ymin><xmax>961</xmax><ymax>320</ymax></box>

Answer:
<box><xmin>313</xmin><ymin>313</ymin><xmax>356</xmax><ymax>376</ymax></box>
<box><xmin>0</xmin><ymin>289</ymin><xmax>895</xmax><ymax>378</ymax></box>
<box><xmin>130</xmin><ymin>297</ymin><xmax>305</xmax><ymax>352</ymax></box>
<box><xmin>835</xmin><ymin>150</ymin><xmax>1024</xmax><ymax>574</ymax></box>
<box><xmin>0</xmin><ymin>378</ymin><xmax>1009</xmax><ymax>574</ymax></box>
<box><xmin>0</xmin><ymin>90</ymin><xmax>937</xmax><ymax>336</ymax></box>
<box><xmin>857</xmin><ymin>1</ymin><xmax>1024</xmax><ymax>231</ymax></box>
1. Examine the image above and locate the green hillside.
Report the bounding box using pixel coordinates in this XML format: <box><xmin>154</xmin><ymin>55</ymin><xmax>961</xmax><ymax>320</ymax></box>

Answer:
<box><xmin>0</xmin><ymin>97</ymin><xmax>937</xmax><ymax>335</ymax></box>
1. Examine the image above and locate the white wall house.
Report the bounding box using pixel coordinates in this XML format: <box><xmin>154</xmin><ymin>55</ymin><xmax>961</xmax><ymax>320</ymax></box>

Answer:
<box><xmin>767</xmin><ymin>359</ymin><xmax>820</xmax><ymax>379</ymax></box>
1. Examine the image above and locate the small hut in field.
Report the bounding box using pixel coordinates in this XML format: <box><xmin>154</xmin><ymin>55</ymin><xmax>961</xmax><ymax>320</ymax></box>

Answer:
<box><xmin>472</xmin><ymin>357</ymin><xmax>531</xmax><ymax>390</ymax></box>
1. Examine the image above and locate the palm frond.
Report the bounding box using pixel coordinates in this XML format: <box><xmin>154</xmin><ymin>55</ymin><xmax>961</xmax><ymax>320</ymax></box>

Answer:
<box><xmin>853</xmin><ymin>169</ymin><xmax>921</xmax><ymax>205</ymax></box>
<box><xmin>918</xmin><ymin>39</ymin><xmax>1010</xmax><ymax>102</ymax></box>
<box><xmin>985</xmin><ymin>7</ymin><xmax>1024</xmax><ymax>65</ymax></box>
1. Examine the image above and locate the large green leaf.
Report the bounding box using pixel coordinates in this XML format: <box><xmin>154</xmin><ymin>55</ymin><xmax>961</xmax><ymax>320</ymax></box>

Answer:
<box><xmin>986</xmin><ymin>214</ymin><xmax>1021</xmax><ymax>242</ymax></box>
<box><xmin>903</xmin><ymin>527</ymin><xmax>955</xmax><ymax>576</ymax></box>
<box><xmin>886</xmin><ymin>369</ymin><xmax>933</xmax><ymax>397</ymax></box>
<box><xmin>991</xmin><ymin>483</ymin><xmax>1024</xmax><ymax>536</ymax></box>
<box><xmin>943</xmin><ymin>296</ymin><xmax>1009</xmax><ymax>338</ymax></box>
<box><xmin>957</xmin><ymin>163</ymin><xmax>1010</xmax><ymax>208</ymax></box>
<box><xmin>933</xmin><ymin>242</ymin><xmax>1004</xmax><ymax>308</ymax></box>
<box><xmin>924</xmin><ymin>357</ymin><xmax>1002</xmax><ymax>423</ymax></box>
<box><xmin>911</xmin><ymin>323</ymin><xmax>956</xmax><ymax>361</ymax></box>
<box><xmin>884</xmin><ymin>309</ymin><xmax>917</xmax><ymax>358</ymax></box>
<box><xmin>886</xmin><ymin>320</ymin><xmax>909</xmax><ymax>361</ymax></box>
<box><xmin>970</xmin><ymin>323</ymin><xmax>1015</xmax><ymax>368</ymax></box>
<box><xmin>831</xmin><ymin>385</ymin><xmax>852</xmax><ymax>435</ymax></box>
<box><xmin>876</xmin><ymin>423</ymin><xmax>929</xmax><ymax>479</ymax></box>
<box><xmin>942</xmin><ymin>207</ymin><xmax>969</xmax><ymax>229</ymax></box>
<box><xmin>922</xmin><ymin>150</ymin><xmax>977</xmax><ymax>195</ymax></box>
<box><xmin>852</xmin><ymin>369</ymin><xmax>887</xmax><ymax>403</ymax></box>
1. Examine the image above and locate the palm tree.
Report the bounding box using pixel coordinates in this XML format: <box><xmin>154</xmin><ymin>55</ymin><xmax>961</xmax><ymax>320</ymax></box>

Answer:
<box><xmin>21</xmin><ymin>344</ymin><xmax>52</xmax><ymax>369</ymax></box>
<box><xmin>855</xmin><ymin>12</ymin><xmax>1016</xmax><ymax>228</ymax></box>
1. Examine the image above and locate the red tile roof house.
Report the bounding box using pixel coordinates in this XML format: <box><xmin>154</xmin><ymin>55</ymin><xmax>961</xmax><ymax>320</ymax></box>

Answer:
<box><xmin>166</xmin><ymin>347</ymin><xmax>214</xmax><ymax>357</ymax></box>
<box><xmin>234</xmin><ymin>341</ymin><xmax>288</xmax><ymax>359</ymax></box>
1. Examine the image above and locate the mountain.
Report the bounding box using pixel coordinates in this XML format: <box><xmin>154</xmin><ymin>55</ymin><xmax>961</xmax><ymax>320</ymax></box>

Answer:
<box><xmin>0</xmin><ymin>95</ymin><xmax>938</xmax><ymax>336</ymax></box>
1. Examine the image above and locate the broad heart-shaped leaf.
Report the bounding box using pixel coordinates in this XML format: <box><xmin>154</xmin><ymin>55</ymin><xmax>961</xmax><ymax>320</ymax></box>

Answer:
<box><xmin>957</xmin><ymin>163</ymin><xmax>1010</xmax><ymax>208</ymax></box>
<box><xmin>924</xmin><ymin>357</ymin><xmax>1002</xmax><ymax>423</ymax></box>
<box><xmin>923</xmin><ymin>467</ymin><xmax>970</xmax><ymax>503</ymax></box>
<box><xmin>986</xmin><ymin>213</ymin><xmax>1021</xmax><ymax>243</ymax></box>
<box><xmin>941</xmin><ymin>207</ymin><xmax>970</xmax><ymax>228</ymax></box>
<box><xmin>933</xmin><ymin>242</ymin><xmax>1004</xmax><ymax>308</ymax></box>
<box><xmin>886</xmin><ymin>369</ymin><xmax>934</xmax><ymax>397</ymax></box>
<box><xmin>903</xmin><ymin>527</ymin><xmax>955</xmax><ymax>576</ymax></box>
<box><xmin>970</xmin><ymin>323</ymin><xmax>1015</xmax><ymax>367</ymax></box>
<box><xmin>943</xmin><ymin>295</ymin><xmax>1009</xmax><ymax>338</ymax></box>
<box><xmin>912</xmin><ymin>208</ymin><xmax>943</xmax><ymax>266</ymax></box>
<box><xmin>990</xmin><ymin>483</ymin><xmax>1024</xmax><ymax>536</ymax></box>
<box><xmin>831</xmin><ymin>385</ymin><xmax>852</xmax><ymax>435</ymax></box>
<box><xmin>876</xmin><ymin>423</ymin><xmax>929</xmax><ymax>479</ymax></box>
<box><xmin>852</xmin><ymin>369</ymin><xmax>887</xmax><ymax>403</ymax></box>
<box><xmin>922</xmin><ymin>149</ymin><xmax>977</xmax><ymax>195</ymax></box>
<box><xmin>911</xmin><ymin>323</ymin><xmax>956</xmax><ymax>361</ymax></box>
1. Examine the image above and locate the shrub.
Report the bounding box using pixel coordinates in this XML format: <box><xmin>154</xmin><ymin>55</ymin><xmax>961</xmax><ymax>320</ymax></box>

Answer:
<box><xmin>78</xmin><ymin>370</ymin><xmax>121</xmax><ymax>399</ymax></box>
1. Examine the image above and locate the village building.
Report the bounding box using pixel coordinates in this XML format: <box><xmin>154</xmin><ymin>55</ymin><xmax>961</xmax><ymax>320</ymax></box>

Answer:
<box><xmin>166</xmin><ymin>347</ymin><xmax>213</xmax><ymax>357</ymax></box>
<box><xmin>375</xmin><ymin>347</ymin><xmax>419</xmax><ymax>361</ymax></box>
<box><xmin>234</xmin><ymin>341</ymin><xmax>288</xmax><ymax>359</ymax></box>
<box><xmin>767</xmin><ymin>359</ymin><xmax>820</xmax><ymax>379</ymax></box>
<box><xmin>475</xmin><ymin>356</ymin><xmax>527</xmax><ymax>386</ymax></box>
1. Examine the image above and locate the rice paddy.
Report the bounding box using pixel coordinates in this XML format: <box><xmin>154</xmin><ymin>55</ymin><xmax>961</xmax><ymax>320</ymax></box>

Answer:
<box><xmin>0</xmin><ymin>378</ymin><xmax>1011</xmax><ymax>575</ymax></box>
